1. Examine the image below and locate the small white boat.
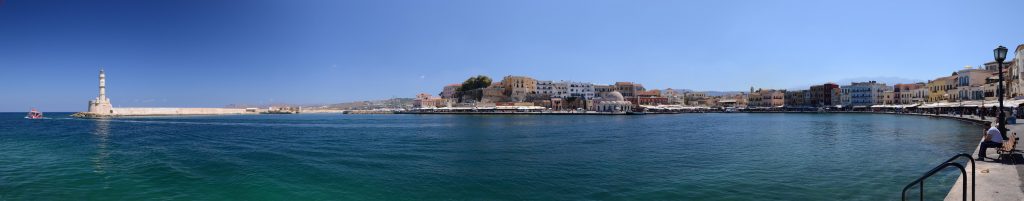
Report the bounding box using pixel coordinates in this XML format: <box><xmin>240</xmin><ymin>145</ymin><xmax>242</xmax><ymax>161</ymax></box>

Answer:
<box><xmin>25</xmin><ymin>108</ymin><xmax>43</xmax><ymax>119</ymax></box>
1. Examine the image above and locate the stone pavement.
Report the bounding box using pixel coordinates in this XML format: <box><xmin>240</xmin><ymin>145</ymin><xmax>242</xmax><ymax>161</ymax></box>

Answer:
<box><xmin>934</xmin><ymin>114</ymin><xmax>1024</xmax><ymax>201</ymax></box>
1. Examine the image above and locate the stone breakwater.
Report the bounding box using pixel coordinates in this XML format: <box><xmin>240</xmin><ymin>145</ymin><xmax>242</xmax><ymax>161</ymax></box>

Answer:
<box><xmin>72</xmin><ymin>107</ymin><xmax>254</xmax><ymax>118</ymax></box>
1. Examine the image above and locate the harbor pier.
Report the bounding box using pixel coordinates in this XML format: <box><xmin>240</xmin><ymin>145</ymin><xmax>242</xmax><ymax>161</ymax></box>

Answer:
<box><xmin>73</xmin><ymin>69</ymin><xmax>258</xmax><ymax>118</ymax></box>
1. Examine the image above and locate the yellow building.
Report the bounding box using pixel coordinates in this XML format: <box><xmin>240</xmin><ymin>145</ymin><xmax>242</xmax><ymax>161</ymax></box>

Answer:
<box><xmin>748</xmin><ymin>88</ymin><xmax>785</xmax><ymax>108</ymax></box>
<box><xmin>613</xmin><ymin>82</ymin><xmax>645</xmax><ymax>97</ymax></box>
<box><xmin>927</xmin><ymin>75</ymin><xmax>955</xmax><ymax>102</ymax></box>
<box><xmin>501</xmin><ymin>75</ymin><xmax>537</xmax><ymax>102</ymax></box>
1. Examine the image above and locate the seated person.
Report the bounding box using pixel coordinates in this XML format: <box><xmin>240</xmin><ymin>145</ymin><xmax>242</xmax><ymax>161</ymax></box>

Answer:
<box><xmin>978</xmin><ymin>125</ymin><xmax>1004</xmax><ymax>161</ymax></box>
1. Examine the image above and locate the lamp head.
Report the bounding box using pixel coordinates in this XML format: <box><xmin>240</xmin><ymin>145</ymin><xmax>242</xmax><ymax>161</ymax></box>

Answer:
<box><xmin>995</xmin><ymin>46</ymin><xmax>1008</xmax><ymax>62</ymax></box>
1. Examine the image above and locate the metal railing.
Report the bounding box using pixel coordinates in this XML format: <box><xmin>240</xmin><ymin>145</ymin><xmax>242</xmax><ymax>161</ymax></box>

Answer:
<box><xmin>901</xmin><ymin>153</ymin><xmax>975</xmax><ymax>201</ymax></box>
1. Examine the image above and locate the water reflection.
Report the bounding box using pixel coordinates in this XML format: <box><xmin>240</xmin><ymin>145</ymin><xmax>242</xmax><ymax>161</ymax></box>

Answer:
<box><xmin>92</xmin><ymin>119</ymin><xmax>111</xmax><ymax>188</ymax></box>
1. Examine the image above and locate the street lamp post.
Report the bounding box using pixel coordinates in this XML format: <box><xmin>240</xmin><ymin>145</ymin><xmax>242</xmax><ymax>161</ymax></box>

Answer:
<box><xmin>995</xmin><ymin>45</ymin><xmax>1009</xmax><ymax>136</ymax></box>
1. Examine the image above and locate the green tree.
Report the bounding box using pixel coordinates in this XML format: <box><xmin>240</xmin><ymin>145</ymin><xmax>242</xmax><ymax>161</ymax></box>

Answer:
<box><xmin>458</xmin><ymin>75</ymin><xmax>492</xmax><ymax>92</ymax></box>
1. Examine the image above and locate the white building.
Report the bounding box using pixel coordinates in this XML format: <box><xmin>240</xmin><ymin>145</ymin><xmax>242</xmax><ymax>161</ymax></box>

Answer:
<box><xmin>535</xmin><ymin>80</ymin><xmax>595</xmax><ymax>100</ymax></box>
<box><xmin>894</xmin><ymin>83</ymin><xmax>928</xmax><ymax>104</ymax></box>
<box><xmin>595</xmin><ymin>91</ymin><xmax>632</xmax><ymax>112</ymax></box>
<box><xmin>565</xmin><ymin>81</ymin><xmax>595</xmax><ymax>100</ymax></box>
<box><xmin>907</xmin><ymin>87</ymin><xmax>928</xmax><ymax>104</ymax></box>
<box><xmin>953</xmin><ymin>68</ymin><xmax>995</xmax><ymax>101</ymax></box>
<box><xmin>841</xmin><ymin>81</ymin><xmax>889</xmax><ymax>106</ymax></box>
<box><xmin>536</xmin><ymin>80</ymin><xmax>556</xmax><ymax>97</ymax></box>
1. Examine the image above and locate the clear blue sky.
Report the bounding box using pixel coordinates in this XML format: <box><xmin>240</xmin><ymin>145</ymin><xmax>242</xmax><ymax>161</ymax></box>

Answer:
<box><xmin>1</xmin><ymin>0</ymin><xmax>1022</xmax><ymax>112</ymax></box>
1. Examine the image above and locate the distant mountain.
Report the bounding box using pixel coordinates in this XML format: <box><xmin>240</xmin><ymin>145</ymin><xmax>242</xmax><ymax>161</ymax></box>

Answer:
<box><xmin>225</xmin><ymin>103</ymin><xmax>301</xmax><ymax>108</ymax></box>
<box><xmin>224</xmin><ymin>98</ymin><xmax>416</xmax><ymax>110</ymax></box>
<box><xmin>322</xmin><ymin>98</ymin><xmax>415</xmax><ymax>110</ymax></box>
<box><xmin>662</xmin><ymin>88</ymin><xmax>693</xmax><ymax>94</ymax></box>
<box><xmin>786</xmin><ymin>76</ymin><xmax>925</xmax><ymax>90</ymax></box>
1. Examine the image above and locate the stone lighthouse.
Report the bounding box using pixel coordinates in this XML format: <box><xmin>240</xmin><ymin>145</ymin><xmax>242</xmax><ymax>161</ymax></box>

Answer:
<box><xmin>88</xmin><ymin>68</ymin><xmax>113</xmax><ymax>114</ymax></box>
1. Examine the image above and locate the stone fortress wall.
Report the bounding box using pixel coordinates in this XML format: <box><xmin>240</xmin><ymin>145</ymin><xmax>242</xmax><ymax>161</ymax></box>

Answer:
<box><xmin>110</xmin><ymin>107</ymin><xmax>254</xmax><ymax>116</ymax></box>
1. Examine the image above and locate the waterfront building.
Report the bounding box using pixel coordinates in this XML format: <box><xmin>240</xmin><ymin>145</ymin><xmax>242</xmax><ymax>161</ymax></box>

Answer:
<box><xmin>731</xmin><ymin>93</ymin><xmax>749</xmax><ymax>108</ymax></box>
<box><xmin>747</xmin><ymin>87</ymin><xmax>760</xmax><ymax>107</ymax></box>
<box><xmin>956</xmin><ymin>67</ymin><xmax>992</xmax><ymax>88</ymax></box>
<box><xmin>908</xmin><ymin>87</ymin><xmax>928</xmax><ymax>104</ymax></box>
<box><xmin>810</xmin><ymin>83</ymin><xmax>839</xmax><ymax>107</ymax></box>
<box><xmin>841</xmin><ymin>81</ymin><xmax>889</xmax><ymax>106</ymax></box>
<box><xmin>710</xmin><ymin>93</ymin><xmax>746</xmax><ymax>108</ymax></box>
<box><xmin>882</xmin><ymin>89</ymin><xmax>895</xmax><ymax>105</ymax></box>
<box><xmin>717</xmin><ymin>98</ymin><xmax>739</xmax><ymax>108</ymax></box>
<box><xmin>87</xmin><ymin>69</ymin><xmax>113</xmax><ymax>114</ymax></box>
<box><xmin>441</xmin><ymin>84</ymin><xmax>461</xmax><ymax>99</ymax></box>
<box><xmin>748</xmin><ymin>88</ymin><xmax>785</xmax><ymax>108</ymax></box>
<box><xmin>784</xmin><ymin>90</ymin><xmax>808</xmax><ymax>108</ymax></box>
<box><xmin>594</xmin><ymin>84</ymin><xmax>614</xmax><ymax>95</ymax></box>
<box><xmin>983</xmin><ymin>61</ymin><xmax>1013</xmax><ymax>71</ymax></box>
<box><xmin>549</xmin><ymin>98</ymin><xmax>565</xmax><ymax>111</ymax></box>
<box><xmin>946</xmin><ymin>87</ymin><xmax>961</xmax><ymax>101</ymax></box>
<box><xmin>413</xmin><ymin>94</ymin><xmax>448</xmax><ymax>108</ymax></box>
<box><xmin>982</xmin><ymin>80</ymin><xmax>999</xmax><ymax>101</ymax></box>
<box><xmin>764</xmin><ymin>90</ymin><xmax>785</xmax><ymax>108</ymax></box>
<box><xmin>614</xmin><ymin>82</ymin><xmax>645</xmax><ymax>98</ymax></box>
<box><xmin>927</xmin><ymin>75</ymin><xmax>956</xmax><ymax>102</ymax></box>
<box><xmin>634</xmin><ymin>90</ymin><xmax>668</xmax><ymax>105</ymax></box>
<box><xmin>566</xmin><ymin>81</ymin><xmax>596</xmax><ymax>100</ymax></box>
<box><xmin>997</xmin><ymin>60</ymin><xmax>1020</xmax><ymax>98</ymax></box>
<box><xmin>593</xmin><ymin>85</ymin><xmax>615</xmax><ymax>104</ymax></box>
<box><xmin>501</xmin><ymin>75</ymin><xmax>537</xmax><ymax>102</ymax></box>
<box><xmin>804</xmin><ymin>90</ymin><xmax>813</xmax><ymax>107</ymax></box>
<box><xmin>684</xmin><ymin>92</ymin><xmax>707</xmax><ymax>106</ymax></box>
<box><xmin>953</xmin><ymin>67</ymin><xmax>995</xmax><ymax>101</ymax></box>
<box><xmin>831</xmin><ymin>88</ymin><xmax>842</xmax><ymax>107</ymax></box>
<box><xmin>1012</xmin><ymin>59</ymin><xmax>1020</xmax><ymax>98</ymax></box>
<box><xmin>831</xmin><ymin>88</ymin><xmax>839</xmax><ymax>106</ymax></box>
<box><xmin>594</xmin><ymin>91</ymin><xmax>633</xmax><ymax>112</ymax></box>
<box><xmin>838</xmin><ymin>85</ymin><xmax>854</xmax><ymax>106</ymax></box>
<box><xmin>535</xmin><ymin>80</ymin><xmax>595</xmax><ymax>100</ymax></box>
<box><xmin>684</xmin><ymin>92</ymin><xmax>707</xmax><ymax>99</ymax></box>
<box><xmin>1016</xmin><ymin>44</ymin><xmax>1024</xmax><ymax>98</ymax></box>
<box><xmin>661</xmin><ymin>88</ymin><xmax>686</xmax><ymax>105</ymax></box>
<box><xmin>893</xmin><ymin>83</ymin><xmax>927</xmax><ymax>104</ymax></box>
<box><xmin>536</xmin><ymin>80</ymin><xmax>556</xmax><ymax>97</ymax></box>
<box><xmin>560</xmin><ymin>98</ymin><xmax>593</xmax><ymax>111</ymax></box>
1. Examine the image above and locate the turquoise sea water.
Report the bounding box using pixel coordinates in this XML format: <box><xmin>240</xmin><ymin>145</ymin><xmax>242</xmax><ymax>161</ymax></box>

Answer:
<box><xmin>0</xmin><ymin>113</ymin><xmax>982</xmax><ymax>200</ymax></box>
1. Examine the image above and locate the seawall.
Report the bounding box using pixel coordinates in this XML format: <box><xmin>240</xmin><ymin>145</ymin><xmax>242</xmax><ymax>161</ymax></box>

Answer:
<box><xmin>941</xmin><ymin>115</ymin><xmax>1023</xmax><ymax>201</ymax></box>
<box><xmin>72</xmin><ymin>107</ymin><xmax>256</xmax><ymax>117</ymax></box>
<box><xmin>112</xmin><ymin>107</ymin><xmax>253</xmax><ymax>116</ymax></box>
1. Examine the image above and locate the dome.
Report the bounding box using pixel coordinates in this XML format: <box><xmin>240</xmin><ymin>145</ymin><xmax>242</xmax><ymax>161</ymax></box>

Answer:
<box><xmin>605</xmin><ymin>91</ymin><xmax>625</xmax><ymax>101</ymax></box>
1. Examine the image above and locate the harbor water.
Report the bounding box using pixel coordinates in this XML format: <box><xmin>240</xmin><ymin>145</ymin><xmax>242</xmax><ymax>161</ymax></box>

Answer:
<box><xmin>0</xmin><ymin>113</ymin><xmax>983</xmax><ymax>200</ymax></box>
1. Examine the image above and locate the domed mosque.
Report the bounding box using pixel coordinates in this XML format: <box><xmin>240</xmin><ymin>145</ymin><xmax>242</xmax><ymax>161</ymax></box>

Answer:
<box><xmin>596</xmin><ymin>91</ymin><xmax>633</xmax><ymax>112</ymax></box>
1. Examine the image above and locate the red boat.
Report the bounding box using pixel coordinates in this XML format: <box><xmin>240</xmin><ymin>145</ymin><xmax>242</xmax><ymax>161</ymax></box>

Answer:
<box><xmin>25</xmin><ymin>108</ymin><xmax>43</xmax><ymax>119</ymax></box>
